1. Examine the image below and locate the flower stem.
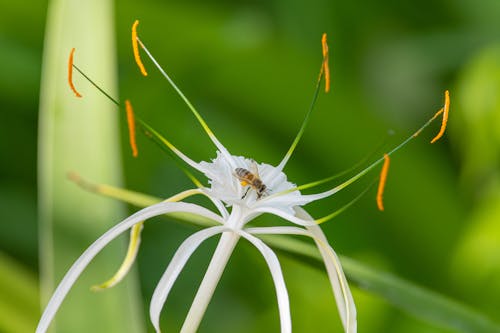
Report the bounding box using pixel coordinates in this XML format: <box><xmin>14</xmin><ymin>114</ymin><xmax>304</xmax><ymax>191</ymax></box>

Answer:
<box><xmin>180</xmin><ymin>231</ymin><xmax>240</xmax><ymax>333</ymax></box>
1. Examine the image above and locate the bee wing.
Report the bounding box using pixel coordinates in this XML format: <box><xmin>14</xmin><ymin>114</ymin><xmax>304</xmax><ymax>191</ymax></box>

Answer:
<box><xmin>249</xmin><ymin>160</ymin><xmax>260</xmax><ymax>178</ymax></box>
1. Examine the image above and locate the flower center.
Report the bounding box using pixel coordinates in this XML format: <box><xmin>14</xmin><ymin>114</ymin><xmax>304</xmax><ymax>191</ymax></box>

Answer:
<box><xmin>198</xmin><ymin>151</ymin><xmax>303</xmax><ymax>217</ymax></box>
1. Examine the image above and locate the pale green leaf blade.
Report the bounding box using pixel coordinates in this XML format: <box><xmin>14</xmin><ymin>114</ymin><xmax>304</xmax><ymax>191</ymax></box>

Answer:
<box><xmin>37</xmin><ymin>0</ymin><xmax>144</xmax><ymax>331</ymax></box>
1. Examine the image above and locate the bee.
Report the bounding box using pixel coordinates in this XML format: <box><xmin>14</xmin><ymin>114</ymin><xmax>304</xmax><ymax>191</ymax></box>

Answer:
<box><xmin>234</xmin><ymin>161</ymin><xmax>268</xmax><ymax>199</ymax></box>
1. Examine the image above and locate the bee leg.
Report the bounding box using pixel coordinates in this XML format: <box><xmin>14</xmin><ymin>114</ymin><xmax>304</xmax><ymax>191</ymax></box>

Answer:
<box><xmin>241</xmin><ymin>187</ymin><xmax>250</xmax><ymax>199</ymax></box>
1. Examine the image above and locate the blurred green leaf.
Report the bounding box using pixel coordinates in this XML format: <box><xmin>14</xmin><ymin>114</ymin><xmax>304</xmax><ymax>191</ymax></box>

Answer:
<box><xmin>449</xmin><ymin>44</ymin><xmax>500</xmax><ymax>319</ymax></box>
<box><xmin>37</xmin><ymin>0</ymin><xmax>144</xmax><ymax>331</ymax></box>
<box><xmin>0</xmin><ymin>253</ymin><xmax>39</xmax><ymax>333</ymax></box>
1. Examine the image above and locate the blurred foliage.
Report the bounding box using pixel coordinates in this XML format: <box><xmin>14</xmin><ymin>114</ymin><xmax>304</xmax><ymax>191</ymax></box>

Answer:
<box><xmin>1</xmin><ymin>0</ymin><xmax>500</xmax><ymax>332</ymax></box>
<box><xmin>449</xmin><ymin>44</ymin><xmax>500</xmax><ymax>321</ymax></box>
<box><xmin>36</xmin><ymin>0</ymin><xmax>144</xmax><ymax>332</ymax></box>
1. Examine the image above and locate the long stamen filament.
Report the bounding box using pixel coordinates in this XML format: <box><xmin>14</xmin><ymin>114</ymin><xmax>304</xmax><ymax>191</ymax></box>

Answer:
<box><xmin>305</xmin><ymin>100</ymin><xmax>450</xmax><ymax>200</ymax></box>
<box><xmin>265</xmin><ymin>98</ymin><xmax>449</xmax><ymax>203</ymax></box>
<box><xmin>72</xmin><ymin>64</ymin><xmax>119</xmax><ymax>105</ymax></box>
<box><xmin>135</xmin><ymin>36</ymin><xmax>235</xmax><ymax>167</ymax></box>
<box><xmin>70</xmin><ymin>63</ymin><xmax>204</xmax><ymax>186</ymax></box>
<box><xmin>275</xmin><ymin>33</ymin><xmax>331</xmax><ymax>174</ymax></box>
<box><xmin>316</xmin><ymin>183</ymin><xmax>373</xmax><ymax>224</ymax></box>
<box><xmin>68</xmin><ymin>172</ymin><xmax>227</xmax><ymax>224</ymax></box>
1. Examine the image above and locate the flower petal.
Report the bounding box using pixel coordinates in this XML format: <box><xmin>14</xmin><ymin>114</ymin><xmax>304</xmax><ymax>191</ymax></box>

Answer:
<box><xmin>247</xmin><ymin>213</ymin><xmax>357</xmax><ymax>333</ymax></box>
<box><xmin>295</xmin><ymin>207</ymin><xmax>357</xmax><ymax>333</ymax></box>
<box><xmin>149</xmin><ymin>225</ymin><xmax>228</xmax><ymax>333</ymax></box>
<box><xmin>91</xmin><ymin>222</ymin><xmax>145</xmax><ymax>291</ymax></box>
<box><xmin>36</xmin><ymin>201</ymin><xmax>223</xmax><ymax>333</ymax></box>
<box><xmin>246</xmin><ymin>226</ymin><xmax>309</xmax><ymax>236</ymax></box>
<box><xmin>239</xmin><ymin>230</ymin><xmax>292</xmax><ymax>333</ymax></box>
<box><xmin>248</xmin><ymin>206</ymin><xmax>317</xmax><ymax>226</ymax></box>
<box><xmin>181</xmin><ymin>231</ymin><xmax>240</xmax><ymax>333</ymax></box>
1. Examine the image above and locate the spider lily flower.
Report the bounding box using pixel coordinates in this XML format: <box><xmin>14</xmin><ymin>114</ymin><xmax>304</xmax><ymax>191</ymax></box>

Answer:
<box><xmin>37</xmin><ymin>21</ymin><xmax>450</xmax><ymax>333</ymax></box>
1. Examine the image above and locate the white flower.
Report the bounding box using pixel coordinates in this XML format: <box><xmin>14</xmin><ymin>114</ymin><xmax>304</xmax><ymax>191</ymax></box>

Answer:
<box><xmin>37</xmin><ymin>139</ymin><xmax>358</xmax><ymax>333</ymax></box>
<box><xmin>38</xmin><ymin>22</ymin><xmax>449</xmax><ymax>333</ymax></box>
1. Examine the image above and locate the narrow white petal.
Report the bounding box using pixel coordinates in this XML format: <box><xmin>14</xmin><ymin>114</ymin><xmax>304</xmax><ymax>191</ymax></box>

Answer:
<box><xmin>91</xmin><ymin>222</ymin><xmax>145</xmax><ymax>291</ymax></box>
<box><xmin>254</xmin><ymin>193</ymin><xmax>315</xmax><ymax>212</ymax></box>
<box><xmin>295</xmin><ymin>188</ymin><xmax>340</xmax><ymax>202</ymax></box>
<box><xmin>239</xmin><ymin>231</ymin><xmax>291</xmax><ymax>333</ymax></box>
<box><xmin>36</xmin><ymin>201</ymin><xmax>223</xmax><ymax>333</ymax></box>
<box><xmin>201</xmin><ymin>189</ymin><xmax>229</xmax><ymax>220</ymax></box>
<box><xmin>246</xmin><ymin>226</ymin><xmax>309</xmax><ymax>236</ymax></box>
<box><xmin>181</xmin><ymin>231</ymin><xmax>240</xmax><ymax>333</ymax></box>
<box><xmin>149</xmin><ymin>226</ymin><xmax>228</xmax><ymax>333</ymax></box>
<box><xmin>250</xmin><ymin>206</ymin><xmax>317</xmax><ymax>226</ymax></box>
<box><xmin>295</xmin><ymin>207</ymin><xmax>357</xmax><ymax>333</ymax></box>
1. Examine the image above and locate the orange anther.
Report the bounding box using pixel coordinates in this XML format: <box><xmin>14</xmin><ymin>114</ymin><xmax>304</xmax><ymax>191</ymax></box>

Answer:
<box><xmin>68</xmin><ymin>48</ymin><xmax>82</xmax><ymax>97</ymax></box>
<box><xmin>321</xmin><ymin>33</ymin><xmax>330</xmax><ymax>93</ymax></box>
<box><xmin>376</xmin><ymin>154</ymin><xmax>390</xmax><ymax>211</ymax></box>
<box><xmin>430</xmin><ymin>90</ymin><xmax>450</xmax><ymax>143</ymax></box>
<box><xmin>125</xmin><ymin>100</ymin><xmax>139</xmax><ymax>157</ymax></box>
<box><xmin>132</xmin><ymin>20</ymin><xmax>148</xmax><ymax>76</ymax></box>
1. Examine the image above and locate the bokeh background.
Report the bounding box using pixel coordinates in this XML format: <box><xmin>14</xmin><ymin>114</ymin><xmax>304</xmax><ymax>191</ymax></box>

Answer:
<box><xmin>1</xmin><ymin>0</ymin><xmax>500</xmax><ymax>332</ymax></box>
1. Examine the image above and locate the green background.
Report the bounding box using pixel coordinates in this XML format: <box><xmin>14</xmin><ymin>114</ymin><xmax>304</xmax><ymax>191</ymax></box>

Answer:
<box><xmin>1</xmin><ymin>0</ymin><xmax>500</xmax><ymax>332</ymax></box>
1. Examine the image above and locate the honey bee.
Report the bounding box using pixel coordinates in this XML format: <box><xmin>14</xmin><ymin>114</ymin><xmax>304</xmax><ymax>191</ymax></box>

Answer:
<box><xmin>234</xmin><ymin>161</ymin><xmax>268</xmax><ymax>199</ymax></box>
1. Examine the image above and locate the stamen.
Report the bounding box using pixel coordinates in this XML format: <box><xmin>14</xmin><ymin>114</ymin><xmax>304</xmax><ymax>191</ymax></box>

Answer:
<box><xmin>376</xmin><ymin>154</ymin><xmax>390</xmax><ymax>211</ymax></box>
<box><xmin>132</xmin><ymin>20</ymin><xmax>148</xmax><ymax>76</ymax></box>
<box><xmin>67</xmin><ymin>171</ymin><xmax>97</xmax><ymax>192</ymax></box>
<box><xmin>321</xmin><ymin>33</ymin><xmax>330</xmax><ymax>93</ymax></box>
<box><xmin>266</xmin><ymin>90</ymin><xmax>451</xmax><ymax>206</ymax></box>
<box><xmin>69</xmin><ymin>58</ymin><xmax>206</xmax><ymax>184</ymax></box>
<box><xmin>135</xmin><ymin>36</ymin><xmax>236</xmax><ymax>168</ymax></box>
<box><xmin>430</xmin><ymin>90</ymin><xmax>450</xmax><ymax>143</ymax></box>
<box><xmin>274</xmin><ymin>33</ymin><xmax>332</xmax><ymax>175</ymax></box>
<box><xmin>125</xmin><ymin>100</ymin><xmax>139</xmax><ymax>157</ymax></box>
<box><xmin>412</xmin><ymin>108</ymin><xmax>443</xmax><ymax>138</ymax></box>
<box><xmin>68</xmin><ymin>48</ymin><xmax>82</xmax><ymax>98</ymax></box>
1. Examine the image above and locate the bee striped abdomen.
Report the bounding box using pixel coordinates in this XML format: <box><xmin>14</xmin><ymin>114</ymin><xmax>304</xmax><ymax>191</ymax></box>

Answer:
<box><xmin>234</xmin><ymin>167</ymin><xmax>268</xmax><ymax>199</ymax></box>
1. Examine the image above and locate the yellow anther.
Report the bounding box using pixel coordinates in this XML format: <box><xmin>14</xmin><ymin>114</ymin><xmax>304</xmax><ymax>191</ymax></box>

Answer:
<box><xmin>68</xmin><ymin>48</ymin><xmax>82</xmax><ymax>97</ymax></box>
<box><xmin>132</xmin><ymin>20</ymin><xmax>148</xmax><ymax>76</ymax></box>
<box><xmin>125</xmin><ymin>100</ymin><xmax>139</xmax><ymax>157</ymax></box>
<box><xmin>321</xmin><ymin>33</ymin><xmax>330</xmax><ymax>93</ymax></box>
<box><xmin>430</xmin><ymin>90</ymin><xmax>450</xmax><ymax>143</ymax></box>
<box><xmin>376</xmin><ymin>154</ymin><xmax>390</xmax><ymax>211</ymax></box>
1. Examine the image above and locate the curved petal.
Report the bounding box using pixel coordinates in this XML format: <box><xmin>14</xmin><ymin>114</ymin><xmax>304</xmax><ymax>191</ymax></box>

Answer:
<box><xmin>200</xmin><ymin>188</ymin><xmax>229</xmax><ymax>220</ymax></box>
<box><xmin>180</xmin><ymin>231</ymin><xmax>240</xmax><ymax>333</ymax></box>
<box><xmin>239</xmin><ymin>230</ymin><xmax>291</xmax><ymax>333</ymax></box>
<box><xmin>91</xmin><ymin>222</ymin><xmax>145</xmax><ymax>291</ymax></box>
<box><xmin>295</xmin><ymin>207</ymin><xmax>357</xmax><ymax>333</ymax></box>
<box><xmin>36</xmin><ymin>201</ymin><xmax>223</xmax><ymax>333</ymax></box>
<box><xmin>248</xmin><ymin>206</ymin><xmax>317</xmax><ymax>226</ymax></box>
<box><xmin>149</xmin><ymin>225</ymin><xmax>228</xmax><ymax>333</ymax></box>
<box><xmin>296</xmin><ymin>188</ymin><xmax>340</xmax><ymax>203</ymax></box>
<box><xmin>247</xmin><ymin>214</ymin><xmax>357</xmax><ymax>333</ymax></box>
<box><xmin>256</xmin><ymin>192</ymin><xmax>313</xmax><ymax>207</ymax></box>
<box><xmin>245</xmin><ymin>226</ymin><xmax>308</xmax><ymax>236</ymax></box>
